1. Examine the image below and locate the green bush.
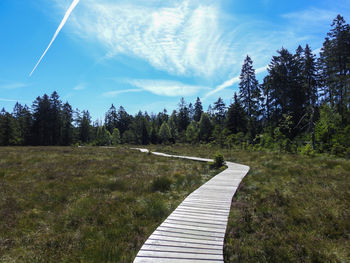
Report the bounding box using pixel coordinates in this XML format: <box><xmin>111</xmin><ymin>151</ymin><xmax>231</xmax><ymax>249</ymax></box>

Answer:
<box><xmin>210</xmin><ymin>152</ymin><xmax>225</xmax><ymax>169</ymax></box>
<box><xmin>331</xmin><ymin>143</ymin><xmax>346</xmax><ymax>157</ymax></box>
<box><xmin>151</xmin><ymin>175</ymin><xmax>172</xmax><ymax>192</ymax></box>
<box><xmin>300</xmin><ymin>143</ymin><xmax>315</xmax><ymax>156</ymax></box>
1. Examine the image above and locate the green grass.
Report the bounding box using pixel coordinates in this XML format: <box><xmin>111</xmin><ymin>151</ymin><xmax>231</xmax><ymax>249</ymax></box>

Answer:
<box><xmin>149</xmin><ymin>144</ymin><xmax>350</xmax><ymax>263</ymax></box>
<box><xmin>0</xmin><ymin>146</ymin><xmax>216</xmax><ymax>262</ymax></box>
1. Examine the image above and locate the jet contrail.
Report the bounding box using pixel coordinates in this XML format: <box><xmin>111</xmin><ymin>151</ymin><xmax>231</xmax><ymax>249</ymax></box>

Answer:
<box><xmin>29</xmin><ymin>0</ymin><xmax>80</xmax><ymax>77</ymax></box>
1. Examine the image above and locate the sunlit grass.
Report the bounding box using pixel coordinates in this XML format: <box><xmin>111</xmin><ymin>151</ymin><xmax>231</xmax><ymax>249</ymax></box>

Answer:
<box><xmin>0</xmin><ymin>146</ymin><xmax>215</xmax><ymax>262</ymax></box>
<box><xmin>149</xmin><ymin>144</ymin><xmax>350</xmax><ymax>263</ymax></box>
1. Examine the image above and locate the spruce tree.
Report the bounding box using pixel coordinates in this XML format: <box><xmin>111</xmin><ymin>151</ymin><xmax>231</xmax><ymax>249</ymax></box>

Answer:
<box><xmin>105</xmin><ymin>104</ymin><xmax>118</xmax><ymax>134</ymax></box>
<box><xmin>319</xmin><ymin>15</ymin><xmax>350</xmax><ymax>122</ymax></box>
<box><xmin>226</xmin><ymin>93</ymin><xmax>247</xmax><ymax>134</ymax></box>
<box><xmin>193</xmin><ymin>97</ymin><xmax>203</xmax><ymax>122</ymax></box>
<box><xmin>238</xmin><ymin>55</ymin><xmax>261</xmax><ymax>139</ymax></box>
<box><xmin>199</xmin><ymin>113</ymin><xmax>212</xmax><ymax>142</ymax></box>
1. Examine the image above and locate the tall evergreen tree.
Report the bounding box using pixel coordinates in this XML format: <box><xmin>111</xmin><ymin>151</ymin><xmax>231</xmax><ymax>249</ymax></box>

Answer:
<box><xmin>226</xmin><ymin>93</ymin><xmax>247</xmax><ymax>134</ymax></box>
<box><xmin>177</xmin><ymin>97</ymin><xmax>190</xmax><ymax>132</ymax></box>
<box><xmin>213</xmin><ymin>97</ymin><xmax>226</xmax><ymax>126</ymax></box>
<box><xmin>199</xmin><ymin>113</ymin><xmax>213</xmax><ymax>142</ymax></box>
<box><xmin>239</xmin><ymin>55</ymin><xmax>262</xmax><ymax>140</ymax></box>
<box><xmin>319</xmin><ymin>15</ymin><xmax>350</xmax><ymax>122</ymax></box>
<box><xmin>193</xmin><ymin>97</ymin><xmax>203</xmax><ymax>122</ymax></box>
<box><xmin>61</xmin><ymin>102</ymin><xmax>73</xmax><ymax>145</ymax></box>
<box><xmin>79</xmin><ymin>110</ymin><xmax>91</xmax><ymax>143</ymax></box>
<box><xmin>105</xmin><ymin>104</ymin><xmax>118</xmax><ymax>134</ymax></box>
<box><xmin>239</xmin><ymin>55</ymin><xmax>261</xmax><ymax>120</ymax></box>
<box><xmin>117</xmin><ymin>106</ymin><xmax>132</xmax><ymax>135</ymax></box>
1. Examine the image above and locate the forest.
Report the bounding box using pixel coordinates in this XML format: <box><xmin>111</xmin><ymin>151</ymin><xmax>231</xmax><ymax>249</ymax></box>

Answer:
<box><xmin>1</xmin><ymin>15</ymin><xmax>349</xmax><ymax>157</ymax></box>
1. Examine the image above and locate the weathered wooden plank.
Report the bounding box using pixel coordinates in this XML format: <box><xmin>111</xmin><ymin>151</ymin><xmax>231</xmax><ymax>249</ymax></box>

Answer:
<box><xmin>134</xmin><ymin>257</ymin><xmax>223</xmax><ymax>263</ymax></box>
<box><xmin>132</xmin><ymin>148</ymin><xmax>249</xmax><ymax>262</ymax></box>
<box><xmin>136</xmin><ymin>250</ymin><xmax>223</xmax><ymax>260</ymax></box>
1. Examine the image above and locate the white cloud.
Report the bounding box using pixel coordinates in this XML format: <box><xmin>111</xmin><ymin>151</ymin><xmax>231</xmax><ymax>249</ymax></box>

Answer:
<box><xmin>0</xmin><ymin>82</ymin><xmax>29</xmax><ymax>90</ymax></box>
<box><xmin>0</xmin><ymin>98</ymin><xmax>18</xmax><ymax>102</ymax></box>
<box><xmin>73</xmin><ymin>83</ymin><xmax>86</xmax><ymax>90</ymax></box>
<box><xmin>282</xmin><ymin>8</ymin><xmax>338</xmax><ymax>25</ymax></box>
<box><xmin>53</xmin><ymin>0</ymin><xmax>236</xmax><ymax>78</ymax></box>
<box><xmin>202</xmin><ymin>65</ymin><xmax>267</xmax><ymax>100</ymax></box>
<box><xmin>129</xmin><ymin>79</ymin><xmax>207</xmax><ymax>97</ymax></box>
<box><xmin>102</xmin><ymin>89</ymin><xmax>143</xmax><ymax>97</ymax></box>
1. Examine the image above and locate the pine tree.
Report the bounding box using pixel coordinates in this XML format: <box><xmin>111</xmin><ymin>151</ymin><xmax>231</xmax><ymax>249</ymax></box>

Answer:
<box><xmin>177</xmin><ymin>97</ymin><xmax>190</xmax><ymax>132</ymax></box>
<box><xmin>213</xmin><ymin>97</ymin><xmax>226</xmax><ymax>126</ymax></box>
<box><xmin>111</xmin><ymin>128</ymin><xmax>121</xmax><ymax>145</ymax></box>
<box><xmin>61</xmin><ymin>102</ymin><xmax>73</xmax><ymax>145</ymax></box>
<box><xmin>117</xmin><ymin>106</ymin><xmax>132</xmax><ymax>135</ymax></box>
<box><xmin>186</xmin><ymin>121</ymin><xmax>199</xmax><ymax>143</ymax></box>
<box><xmin>239</xmin><ymin>55</ymin><xmax>261</xmax><ymax>119</ymax></box>
<box><xmin>319</xmin><ymin>15</ymin><xmax>350</xmax><ymax>122</ymax></box>
<box><xmin>0</xmin><ymin>109</ymin><xmax>19</xmax><ymax>145</ymax></box>
<box><xmin>105</xmin><ymin>104</ymin><xmax>118</xmax><ymax>134</ymax></box>
<box><xmin>226</xmin><ymin>93</ymin><xmax>247</xmax><ymax>134</ymax></box>
<box><xmin>193</xmin><ymin>97</ymin><xmax>203</xmax><ymax>122</ymax></box>
<box><xmin>199</xmin><ymin>113</ymin><xmax>212</xmax><ymax>142</ymax></box>
<box><xmin>239</xmin><ymin>55</ymin><xmax>261</xmax><ymax>140</ymax></box>
<box><xmin>159</xmin><ymin>122</ymin><xmax>171</xmax><ymax>144</ymax></box>
<box><xmin>31</xmin><ymin>94</ymin><xmax>51</xmax><ymax>145</ymax></box>
<box><xmin>79</xmin><ymin>110</ymin><xmax>91</xmax><ymax>143</ymax></box>
<box><xmin>49</xmin><ymin>91</ymin><xmax>63</xmax><ymax>145</ymax></box>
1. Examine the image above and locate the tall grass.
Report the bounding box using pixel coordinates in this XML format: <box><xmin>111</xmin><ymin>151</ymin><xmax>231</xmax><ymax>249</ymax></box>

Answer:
<box><xmin>149</xmin><ymin>144</ymin><xmax>350</xmax><ymax>263</ymax></box>
<box><xmin>0</xmin><ymin>146</ymin><xmax>215</xmax><ymax>262</ymax></box>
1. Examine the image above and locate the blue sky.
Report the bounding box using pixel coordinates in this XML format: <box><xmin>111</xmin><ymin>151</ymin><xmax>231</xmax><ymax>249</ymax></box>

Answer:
<box><xmin>1</xmin><ymin>0</ymin><xmax>349</xmax><ymax>120</ymax></box>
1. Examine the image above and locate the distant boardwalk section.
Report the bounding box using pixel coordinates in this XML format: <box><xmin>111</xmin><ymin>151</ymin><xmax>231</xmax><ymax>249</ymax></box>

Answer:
<box><xmin>132</xmin><ymin>148</ymin><xmax>249</xmax><ymax>263</ymax></box>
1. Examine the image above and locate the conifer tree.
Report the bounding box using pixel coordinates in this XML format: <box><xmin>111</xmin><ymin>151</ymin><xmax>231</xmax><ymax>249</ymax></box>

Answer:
<box><xmin>226</xmin><ymin>93</ymin><xmax>247</xmax><ymax>134</ymax></box>
<box><xmin>199</xmin><ymin>113</ymin><xmax>212</xmax><ymax>142</ymax></box>
<box><xmin>319</xmin><ymin>15</ymin><xmax>350</xmax><ymax>122</ymax></box>
<box><xmin>105</xmin><ymin>104</ymin><xmax>118</xmax><ymax>134</ymax></box>
<box><xmin>239</xmin><ymin>55</ymin><xmax>261</xmax><ymax>140</ymax></box>
<box><xmin>159</xmin><ymin>122</ymin><xmax>171</xmax><ymax>144</ymax></box>
<box><xmin>193</xmin><ymin>97</ymin><xmax>203</xmax><ymax>122</ymax></box>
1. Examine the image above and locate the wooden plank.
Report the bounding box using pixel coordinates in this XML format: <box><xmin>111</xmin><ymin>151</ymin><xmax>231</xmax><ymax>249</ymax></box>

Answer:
<box><xmin>136</xmin><ymin>250</ymin><xmax>223</xmax><ymax>260</ymax></box>
<box><xmin>132</xmin><ymin>148</ymin><xmax>249</xmax><ymax>262</ymax></box>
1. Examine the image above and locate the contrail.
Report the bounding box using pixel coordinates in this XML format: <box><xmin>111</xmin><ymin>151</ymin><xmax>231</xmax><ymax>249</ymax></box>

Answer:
<box><xmin>29</xmin><ymin>0</ymin><xmax>80</xmax><ymax>77</ymax></box>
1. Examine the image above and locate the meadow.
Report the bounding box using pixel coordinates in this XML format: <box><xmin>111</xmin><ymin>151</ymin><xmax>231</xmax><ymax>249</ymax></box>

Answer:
<box><xmin>0</xmin><ymin>146</ymin><xmax>216</xmax><ymax>262</ymax></box>
<box><xmin>1</xmin><ymin>145</ymin><xmax>349</xmax><ymax>263</ymax></box>
<box><xmin>150</xmin><ymin>144</ymin><xmax>350</xmax><ymax>263</ymax></box>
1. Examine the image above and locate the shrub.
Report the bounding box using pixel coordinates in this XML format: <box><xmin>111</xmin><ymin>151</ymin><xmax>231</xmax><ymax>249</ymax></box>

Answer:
<box><xmin>210</xmin><ymin>152</ymin><xmax>225</xmax><ymax>169</ymax></box>
<box><xmin>331</xmin><ymin>143</ymin><xmax>346</xmax><ymax>157</ymax></box>
<box><xmin>300</xmin><ymin>143</ymin><xmax>315</xmax><ymax>156</ymax></box>
<box><xmin>145</xmin><ymin>195</ymin><xmax>168</xmax><ymax>221</ymax></box>
<box><xmin>151</xmin><ymin>175</ymin><xmax>172</xmax><ymax>192</ymax></box>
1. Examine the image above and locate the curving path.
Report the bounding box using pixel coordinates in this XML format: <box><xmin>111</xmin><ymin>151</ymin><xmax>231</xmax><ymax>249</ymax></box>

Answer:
<box><xmin>132</xmin><ymin>148</ymin><xmax>250</xmax><ymax>263</ymax></box>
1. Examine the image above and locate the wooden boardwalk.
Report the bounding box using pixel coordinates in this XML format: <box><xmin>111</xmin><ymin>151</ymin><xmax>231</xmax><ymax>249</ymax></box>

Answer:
<box><xmin>132</xmin><ymin>149</ymin><xmax>250</xmax><ymax>263</ymax></box>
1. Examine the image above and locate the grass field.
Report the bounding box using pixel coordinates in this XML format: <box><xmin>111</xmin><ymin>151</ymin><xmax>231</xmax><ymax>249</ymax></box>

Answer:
<box><xmin>0</xmin><ymin>146</ymin><xmax>217</xmax><ymax>262</ymax></box>
<box><xmin>1</xmin><ymin>145</ymin><xmax>349</xmax><ymax>262</ymax></box>
<box><xmin>150</xmin><ymin>144</ymin><xmax>350</xmax><ymax>263</ymax></box>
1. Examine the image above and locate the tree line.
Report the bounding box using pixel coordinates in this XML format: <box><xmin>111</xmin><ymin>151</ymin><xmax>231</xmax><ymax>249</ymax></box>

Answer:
<box><xmin>1</xmin><ymin>15</ymin><xmax>349</xmax><ymax>156</ymax></box>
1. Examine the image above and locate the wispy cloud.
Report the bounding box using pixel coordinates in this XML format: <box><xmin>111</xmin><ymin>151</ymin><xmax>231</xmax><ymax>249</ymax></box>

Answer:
<box><xmin>30</xmin><ymin>0</ymin><xmax>80</xmax><ymax>76</ymax></box>
<box><xmin>282</xmin><ymin>8</ymin><xmax>338</xmax><ymax>25</ymax></box>
<box><xmin>202</xmin><ymin>65</ymin><xmax>267</xmax><ymax>100</ymax></box>
<box><xmin>102</xmin><ymin>89</ymin><xmax>142</xmax><ymax>97</ymax></box>
<box><xmin>73</xmin><ymin>83</ymin><xmax>86</xmax><ymax>90</ymax></box>
<box><xmin>54</xmin><ymin>0</ymin><xmax>236</xmax><ymax>78</ymax></box>
<box><xmin>0</xmin><ymin>98</ymin><xmax>18</xmax><ymax>102</ymax></box>
<box><xmin>129</xmin><ymin>79</ymin><xmax>207</xmax><ymax>97</ymax></box>
<box><xmin>0</xmin><ymin>82</ymin><xmax>29</xmax><ymax>90</ymax></box>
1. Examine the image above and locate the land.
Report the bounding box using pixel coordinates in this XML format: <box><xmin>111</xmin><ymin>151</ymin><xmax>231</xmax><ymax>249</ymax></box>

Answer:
<box><xmin>150</xmin><ymin>144</ymin><xmax>350</xmax><ymax>263</ymax></box>
<box><xmin>0</xmin><ymin>146</ymin><xmax>216</xmax><ymax>262</ymax></box>
<box><xmin>1</xmin><ymin>145</ymin><xmax>349</xmax><ymax>262</ymax></box>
